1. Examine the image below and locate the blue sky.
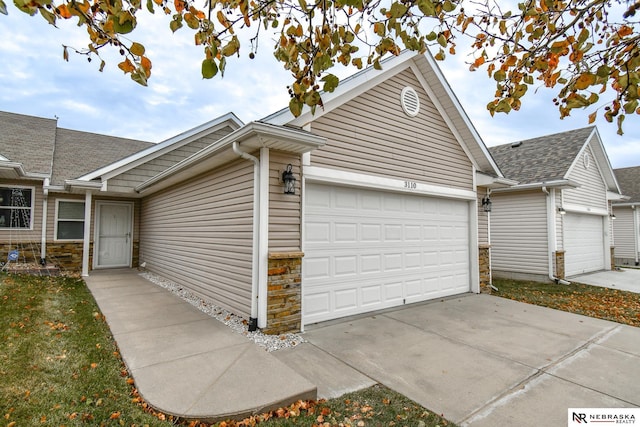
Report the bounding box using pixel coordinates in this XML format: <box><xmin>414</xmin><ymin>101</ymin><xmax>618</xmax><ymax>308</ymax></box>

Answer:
<box><xmin>1</xmin><ymin>8</ymin><xmax>639</xmax><ymax>171</ymax></box>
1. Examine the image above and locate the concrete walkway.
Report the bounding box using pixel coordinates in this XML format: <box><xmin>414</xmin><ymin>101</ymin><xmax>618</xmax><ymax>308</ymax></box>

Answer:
<box><xmin>571</xmin><ymin>267</ymin><xmax>640</xmax><ymax>293</ymax></box>
<box><xmin>84</xmin><ymin>269</ymin><xmax>315</xmax><ymax>422</ymax></box>
<box><xmin>275</xmin><ymin>294</ymin><xmax>640</xmax><ymax>427</ymax></box>
<box><xmin>86</xmin><ymin>269</ymin><xmax>640</xmax><ymax>426</ymax></box>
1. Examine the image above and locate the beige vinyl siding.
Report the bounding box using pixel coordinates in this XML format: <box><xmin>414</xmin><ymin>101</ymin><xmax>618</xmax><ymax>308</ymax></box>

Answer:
<box><xmin>309</xmin><ymin>68</ymin><xmax>473</xmax><ymax>191</ymax></box>
<box><xmin>269</xmin><ymin>151</ymin><xmax>301</xmax><ymax>252</ymax></box>
<box><xmin>108</xmin><ymin>127</ymin><xmax>235</xmax><ymax>193</ymax></box>
<box><xmin>477</xmin><ymin>188</ymin><xmax>489</xmax><ymax>245</ymax></box>
<box><xmin>139</xmin><ymin>158</ymin><xmax>254</xmax><ymax>318</ymax></box>
<box><xmin>613</xmin><ymin>207</ymin><xmax>637</xmax><ymax>259</ymax></box>
<box><xmin>563</xmin><ymin>145</ymin><xmax>607</xmax><ymax>210</ymax></box>
<box><xmin>491</xmin><ymin>191</ymin><xmax>549</xmax><ymax>275</ymax></box>
<box><xmin>0</xmin><ymin>180</ymin><xmax>43</xmax><ymax>242</ymax></box>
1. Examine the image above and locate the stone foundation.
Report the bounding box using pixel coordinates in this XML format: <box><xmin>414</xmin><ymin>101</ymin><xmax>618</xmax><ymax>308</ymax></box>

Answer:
<box><xmin>0</xmin><ymin>240</ymin><xmax>139</xmax><ymax>272</ymax></box>
<box><xmin>479</xmin><ymin>244</ymin><xmax>492</xmax><ymax>293</ymax></box>
<box><xmin>554</xmin><ymin>250</ymin><xmax>565</xmax><ymax>280</ymax></box>
<box><xmin>262</xmin><ymin>252</ymin><xmax>303</xmax><ymax>335</ymax></box>
<box><xmin>610</xmin><ymin>247</ymin><xmax>615</xmax><ymax>270</ymax></box>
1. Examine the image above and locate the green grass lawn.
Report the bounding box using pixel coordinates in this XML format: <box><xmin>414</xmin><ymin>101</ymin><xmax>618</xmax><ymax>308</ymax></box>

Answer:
<box><xmin>1</xmin><ymin>273</ymin><xmax>455</xmax><ymax>427</ymax></box>
<box><xmin>492</xmin><ymin>277</ymin><xmax>640</xmax><ymax>327</ymax></box>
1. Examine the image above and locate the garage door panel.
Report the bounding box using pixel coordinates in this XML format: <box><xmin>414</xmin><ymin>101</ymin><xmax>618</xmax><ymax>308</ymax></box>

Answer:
<box><xmin>565</xmin><ymin>213</ymin><xmax>604</xmax><ymax>276</ymax></box>
<box><xmin>303</xmin><ymin>183</ymin><xmax>471</xmax><ymax>325</ymax></box>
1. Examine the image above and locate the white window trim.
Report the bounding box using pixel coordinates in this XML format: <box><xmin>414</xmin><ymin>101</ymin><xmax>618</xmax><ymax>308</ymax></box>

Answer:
<box><xmin>0</xmin><ymin>185</ymin><xmax>36</xmax><ymax>230</ymax></box>
<box><xmin>54</xmin><ymin>199</ymin><xmax>86</xmax><ymax>242</ymax></box>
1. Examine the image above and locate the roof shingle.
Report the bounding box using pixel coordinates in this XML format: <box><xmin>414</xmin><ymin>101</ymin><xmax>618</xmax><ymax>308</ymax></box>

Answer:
<box><xmin>488</xmin><ymin>127</ymin><xmax>595</xmax><ymax>184</ymax></box>
<box><xmin>0</xmin><ymin>110</ymin><xmax>154</xmax><ymax>184</ymax></box>
<box><xmin>614</xmin><ymin>166</ymin><xmax>640</xmax><ymax>204</ymax></box>
<box><xmin>0</xmin><ymin>111</ymin><xmax>57</xmax><ymax>175</ymax></box>
<box><xmin>51</xmin><ymin>128</ymin><xmax>153</xmax><ymax>185</ymax></box>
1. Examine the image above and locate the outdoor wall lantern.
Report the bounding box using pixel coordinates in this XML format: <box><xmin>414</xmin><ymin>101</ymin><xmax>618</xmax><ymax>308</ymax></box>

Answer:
<box><xmin>610</xmin><ymin>213</ymin><xmax>617</xmax><ymax>220</ymax></box>
<box><xmin>558</xmin><ymin>207</ymin><xmax>567</xmax><ymax>215</ymax></box>
<box><xmin>481</xmin><ymin>196</ymin><xmax>492</xmax><ymax>212</ymax></box>
<box><xmin>282</xmin><ymin>164</ymin><xmax>297</xmax><ymax>195</ymax></box>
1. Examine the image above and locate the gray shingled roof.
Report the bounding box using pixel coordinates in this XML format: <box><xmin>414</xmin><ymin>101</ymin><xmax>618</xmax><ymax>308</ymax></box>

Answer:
<box><xmin>0</xmin><ymin>110</ymin><xmax>154</xmax><ymax>184</ymax></box>
<box><xmin>614</xmin><ymin>166</ymin><xmax>640</xmax><ymax>204</ymax></box>
<box><xmin>51</xmin><ymin>128</ymin><xmax>153</xmax><ymax>185</ymax></box>
<box><xmin>0</xmin><ymin>111</ymin><xmax>57</xmax><ymax>175</ymax></box>
<box><xmin>488</xmin><ymin>127</ymin><xmax>595</xmax><ymax>184</ymax></box>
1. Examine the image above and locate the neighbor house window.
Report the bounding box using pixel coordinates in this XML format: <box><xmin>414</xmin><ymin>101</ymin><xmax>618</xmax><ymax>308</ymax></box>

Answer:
<box><xmin>56</xmin><ymin>200</ymin><xmax>85</xmax><ymax>240</ymax></box>
<box><xmin>0</xmin><ymin>187</ymin><xmax>34</xmax><ymax>229</ymax></box>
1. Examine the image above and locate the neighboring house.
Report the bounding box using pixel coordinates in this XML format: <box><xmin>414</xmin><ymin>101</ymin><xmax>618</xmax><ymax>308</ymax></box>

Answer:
<box><xmin>612</xmin><ymin>166</ymin><xmax>640</xmax><ymax>266</ymax></box>
<box><xmin>488</xmin><ymin>127</ymin><xmax>624</xmax><ymax>282</ymax></box>
<box><xmin>0</xmin><ymin>111</ymin><xmax>154</xmax><ymax>270</ymax></box>
<box><xmin>1</xmin><ymin>50</ymin><xmax>509</xmax><ymax>334</ymax></box>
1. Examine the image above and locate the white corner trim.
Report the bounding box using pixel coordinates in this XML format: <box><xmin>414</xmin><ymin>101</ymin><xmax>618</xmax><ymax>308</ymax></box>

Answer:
<box><xmin>303</xmin><ymin>166</ymin><xmax>477</xmax><ymax>200</ymax></box>
<box><xmin>258</xmin><ymin>147</ymin><xmax>270</xmax><ymax>329</ymax></box>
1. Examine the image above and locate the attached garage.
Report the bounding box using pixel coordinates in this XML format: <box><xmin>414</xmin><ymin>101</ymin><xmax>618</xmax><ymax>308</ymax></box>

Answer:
<box><xmin>564</xmin><ymin>213</ymin><xmax>605</xmax><ymax>277</ymax></box>
<box><xmin>303</xmin><ymin>183</ymin><xmax>471</xmax><ymax>325</ymax></box>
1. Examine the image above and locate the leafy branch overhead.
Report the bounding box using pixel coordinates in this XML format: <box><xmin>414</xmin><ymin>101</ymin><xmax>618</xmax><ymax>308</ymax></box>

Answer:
<box><xmin>1</xmin><ymin>0</ymin><xmax>638</xmax><ymax>131</ymax></box>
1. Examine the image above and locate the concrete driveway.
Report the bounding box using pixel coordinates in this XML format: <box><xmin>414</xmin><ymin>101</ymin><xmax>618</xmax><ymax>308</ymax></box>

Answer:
<box><xmin>571</xmin><ymin>267</ymin><xmax>640</xmax><ymax>293</ymax></box>
<box><xmin>274</xmin><ymin>294</ymin><xmax>640</xmax><ymax>427</ymax></box>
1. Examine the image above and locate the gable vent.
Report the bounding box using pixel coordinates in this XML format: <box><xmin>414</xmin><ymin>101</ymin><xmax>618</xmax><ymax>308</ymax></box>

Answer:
<box><xmin>401</xmin><ymin>86</ymin><xmax>420</xmax><ymax>117</ymax></box>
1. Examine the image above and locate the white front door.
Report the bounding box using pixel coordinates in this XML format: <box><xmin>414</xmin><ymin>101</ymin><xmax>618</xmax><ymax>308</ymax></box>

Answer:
<box><xmin>95</xmin><ymin>202</ymin><xmax>133</xmax><ymax>268</ymax></box>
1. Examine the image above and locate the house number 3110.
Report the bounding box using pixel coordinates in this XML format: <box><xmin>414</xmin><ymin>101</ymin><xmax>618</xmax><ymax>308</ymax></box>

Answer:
<box><xmin>404</xmin><ymin>181</ymin><xmax>417</xmax><ymax>189</ymax></box>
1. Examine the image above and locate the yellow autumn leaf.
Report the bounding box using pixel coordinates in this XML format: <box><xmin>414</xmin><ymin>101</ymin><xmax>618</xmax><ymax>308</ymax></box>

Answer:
<box><xmin>574</xmin><ymin>73</ymin><xmax>596</xmax><ymax>90</ymax></box>
<box><xmin>130</xmin><ymin>42</ymin><xmax>145</xmax><ymax>56</ymax></box>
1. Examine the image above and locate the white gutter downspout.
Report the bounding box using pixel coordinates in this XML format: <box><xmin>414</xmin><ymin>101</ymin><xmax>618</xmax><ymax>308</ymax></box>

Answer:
<box><xmin>633</xmin><ymin>205</ymin><xmax>639</xmax><ymax>265</ymax></box>
<box><xmin>542</xmin><ymin>186</ymin><xmax>571</xmax><ymax>285</ymax></box>
<box><xmin>40</xmin><ymin>178</ymin><xmax>49</xmax><ymax>264</ymax></box>
<box><xmin>232</xmin><ymin>142</ymin><xmax>260</xmax><ymax>331</ymax></box>
<box><xmin>81</xmin><ymin>191</ymin><xmax>92</xmax><ymax>277</ymax></box>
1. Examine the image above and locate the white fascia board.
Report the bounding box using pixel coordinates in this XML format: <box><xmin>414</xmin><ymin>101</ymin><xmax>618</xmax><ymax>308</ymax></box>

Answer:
<box><xmin>136</xmin><ymin>122</ymin><xmax>326</xmax><ymax>193</ymax></box>
<box><xmin>64</xmin><ymin>179</ymin><xmax>103</xmax><ymax>190</ymax></box>
<box><xmin>304</xmin><ymin>165</ymin><xmax>477</xmax><ymax>200</ymax></box>
<box><xmin>263</xmin><ymin>51</ymin><xmax>420</xmax><ymax>126</ymax></box>
<box><xmin>79</xmin><ymin>112</ymin><xmax>244</xmax><ymax>181</ymax></box>
<box><xmin>613</xmin><ymin>202</ymin><xmax>637</xmax><ymax>207</ymax></box>
<box><xmin>0</xmin><ymin>161</ymin><xmax>27</xmax><ymax>178</ymax></box>
<box><xmin>563</xmin><ymin>203</ymin><xmax>609</xmax><ymax>216</ymax></box>
<box><xmin>607</xmin><ymin>191</ymin><xmax>629</xmax><ymax>201</ymax></box>
<box><xmin>422</xmin><ymin>52</ymin><xmax>504</xmax><ymax>178</ymax></box>
<box><xmin>476</xmin><ymin>172</ymin><xmax>518</xmax><ymax>188</ymax></box>
<box><xmin>0</xmin><ymin>154</ymin><xmax>8</xmax><ymax>161</ymax></box>
<box><xmin>492</xmin><ymin>179</ymin><xmax>580</xmax><ymax>193</ymax></box>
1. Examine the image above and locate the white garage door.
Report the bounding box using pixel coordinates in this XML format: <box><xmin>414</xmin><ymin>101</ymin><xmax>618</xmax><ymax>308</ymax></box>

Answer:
<box><xmin>565</xmin><ymin>213</ymin><xmax>605</xmax><ymax>276</ymax></box>
<box><xmin>303</xmin><ymin>183</ymin><xmax>470</xmax><ymax>325</ymax></box>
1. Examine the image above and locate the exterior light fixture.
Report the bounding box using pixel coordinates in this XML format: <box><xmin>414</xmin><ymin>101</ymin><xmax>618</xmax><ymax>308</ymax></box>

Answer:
<box><xmin>558</xmin><ymin>207</ymin><xmax>567</xmax><ymax>215</ymax></box>
<box><xmin>282</xmin><ymin>164</ymin><xmax>296</xmax><ymax>195</ymax></box>
<box><xmin>610</xmin><ymin>213</ymin><xmax>616</xmax><ymax>220</ymax></box>
<box><xmin>481</xmin><ymin>196</ymin><xmax>492</xmax><ymax>212</ymax></box>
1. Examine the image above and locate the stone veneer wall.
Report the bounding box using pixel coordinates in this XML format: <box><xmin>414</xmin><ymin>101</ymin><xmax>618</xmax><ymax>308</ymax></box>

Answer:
<box><xmin>478</xmin><ymin>244</ymin><xmax>492</xmax><ymax>293</ymax></box>
<box><xmin>610</xmin><ymin>247</ymin><xmax>615</xmax><ymax>270</ymax></box>
<box><xmin>554</xmin><ymin>250</ymin><xmax>565</xmax><ymax>280</ymax></box>
<box><xmin>0</xmin><ymin>240</ymin><xmax>139</xmax><ymax>272</ymax></box>
<box><xmin>262</xmin><ymin>252</ymin><xmax>303</xmax><ymax>335</ymax></box>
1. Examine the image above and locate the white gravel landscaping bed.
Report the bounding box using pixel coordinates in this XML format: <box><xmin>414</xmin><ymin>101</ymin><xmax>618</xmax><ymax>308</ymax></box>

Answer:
<box><xmin>140</xmin><ymin>271</ymin><xmax>304</xmax><ymax>352</ymax></box>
